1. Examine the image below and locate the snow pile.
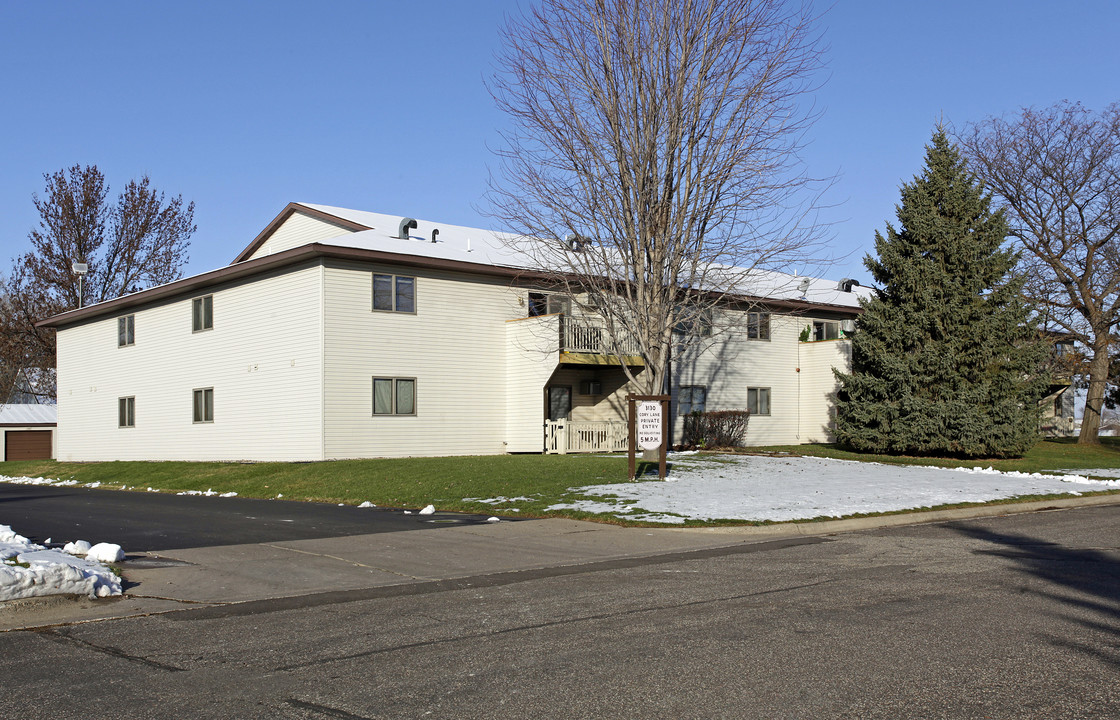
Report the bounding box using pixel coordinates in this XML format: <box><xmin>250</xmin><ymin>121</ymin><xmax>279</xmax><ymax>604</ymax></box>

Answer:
<box><xmin>544</xmin><ymin>454</ymin><xmax>1120</xmax><ymax>524</ymax></box>
<box><xmin>419</xmin><ymin>504</ymin><xmax>436</xmax><ymax>515</ymax></box>
<box><xmin>176</xmin><ymin>489</ymin><xmax>238</xmax><ymax>497</ymax></box>
<box><xmin>0</xmin><ymin>525</ymin><xmax>122</xmax><ymax>601</ymax></box>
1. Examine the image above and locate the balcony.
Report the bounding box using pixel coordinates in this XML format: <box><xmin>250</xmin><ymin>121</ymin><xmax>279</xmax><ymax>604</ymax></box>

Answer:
<box><xmin>561</xmin><ymin>318</ymin><xmax>644</xmax><ymax>365</ymax></box>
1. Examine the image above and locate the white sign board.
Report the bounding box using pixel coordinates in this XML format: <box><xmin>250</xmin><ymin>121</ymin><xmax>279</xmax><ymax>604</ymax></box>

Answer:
<box><xmin>637</xmin><ymin>401</ymin><xmax>663</xmax><ymax>450</ymax></box>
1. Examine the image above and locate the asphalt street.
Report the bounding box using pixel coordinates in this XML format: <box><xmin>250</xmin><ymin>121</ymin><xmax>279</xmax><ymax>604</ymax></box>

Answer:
<box><xmin>0</xmin><ymin>482</ymin><xmax>505</xmax><ymax>551</ymax></box>
<box><xmin>2</xmin><ymin>504</ymin><xmax>1119</xmax><ymax>718</ymax></box>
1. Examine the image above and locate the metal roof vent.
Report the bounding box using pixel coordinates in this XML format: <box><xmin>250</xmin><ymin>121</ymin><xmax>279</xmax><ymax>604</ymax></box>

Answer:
<box><xmin>839</xmin><ymin>278</ymin><xmax>860</xmax><ymax>292</ymax></box>
<box><xmin>398</xmin><ymin>217</ymin><xmax>417</xmax><ymax>239</ymax></box>
<box><xmin>563</xmin><ymin>234</ymin><xmax>585</xmax><ymax>251</ymax></box>
<box><xmin>431</xmin><ymin>228</ymin><xmax>440</xmax><ymax>243</ymax></box>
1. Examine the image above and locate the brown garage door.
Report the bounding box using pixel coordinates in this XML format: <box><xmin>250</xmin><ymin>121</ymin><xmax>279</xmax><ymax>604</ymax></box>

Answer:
<box><xmin>5</xmin><ymin>430</ymin><xmax>52</xmax><ymax>461</ymax></box>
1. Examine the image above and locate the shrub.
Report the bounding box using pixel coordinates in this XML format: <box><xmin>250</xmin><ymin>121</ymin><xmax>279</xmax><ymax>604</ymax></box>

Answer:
<box><xmin>681</xmin><ymin>410</ymin><xmax>751</xmax><ymax>449</ymax></box>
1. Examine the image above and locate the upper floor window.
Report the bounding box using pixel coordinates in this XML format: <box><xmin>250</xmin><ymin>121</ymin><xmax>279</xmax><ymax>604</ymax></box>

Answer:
<box><xmin>118</xmin><ymin>315</ymin><xmax>135</xmax><ymax>347</ymax></box>
<box><xmin>812</xmin><ymin>320</ymin><xmax>840</xmax><ymax>341</ymax></box>
<box><xmin>192</xmin><ymin>295</ymin><xmax>213</xmax><ymax>332</ymax></box>
<box><xmin>528</xmin><ymin>292</ymin><xmax>569</xmax><ymax>317</ymax></box>
<box><xmin>373</xmin><ymin>274</ymin><xmax>416</xmax><ymax>313</ymax></box>
<box><xmin>679</xmin><ymin>385</ymin><xmax>707</xmax><ymax>415</ymax></box>
<box><xmin>747</xmin><ymin>312</ymin><xmax>770</xmax><ymax>340</ymax></box>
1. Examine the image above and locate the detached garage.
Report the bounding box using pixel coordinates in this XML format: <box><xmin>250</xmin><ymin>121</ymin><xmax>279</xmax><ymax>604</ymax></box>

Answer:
<box><xmin>0</xmin><ymin>405</ymin><xmax>56</xmax><ymax>461</ymax></box>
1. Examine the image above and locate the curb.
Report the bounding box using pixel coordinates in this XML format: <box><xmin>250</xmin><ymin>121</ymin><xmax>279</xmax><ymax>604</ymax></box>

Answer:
<box><xmin>667</xmin><ymin>492</ymin><xmax>1120</xmax><ymax>537</ymax></box>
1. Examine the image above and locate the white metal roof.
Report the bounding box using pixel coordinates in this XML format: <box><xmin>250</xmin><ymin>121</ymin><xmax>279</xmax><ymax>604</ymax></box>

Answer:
<box><xmin>0</xmin><ymin>404</ymin><xmax>57</xmax><ymax>425</ymax></box>
<box><xmin>293</xmin><ymin>203</ymin><xmax>873</xmax><ymax>310</ymax></box>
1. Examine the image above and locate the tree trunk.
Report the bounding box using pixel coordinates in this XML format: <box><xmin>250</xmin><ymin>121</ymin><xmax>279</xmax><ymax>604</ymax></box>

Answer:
<box><xmin>1078</xmin><ymin>335</ymin><xmax>1110</xmax><ymax>444</ymax></box>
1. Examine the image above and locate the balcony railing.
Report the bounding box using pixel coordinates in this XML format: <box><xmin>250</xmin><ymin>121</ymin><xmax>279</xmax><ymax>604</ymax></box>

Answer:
<box><xmin>561</xmin><ymin>319</ymin><xmax>642</xmax><ymax>356</ymax></box>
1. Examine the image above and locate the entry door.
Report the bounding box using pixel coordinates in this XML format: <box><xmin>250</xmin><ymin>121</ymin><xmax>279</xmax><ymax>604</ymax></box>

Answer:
<box><xmin>548</xmin><ymin>386</ymin><xmax>572</xmax><ymax>421</ymax></box>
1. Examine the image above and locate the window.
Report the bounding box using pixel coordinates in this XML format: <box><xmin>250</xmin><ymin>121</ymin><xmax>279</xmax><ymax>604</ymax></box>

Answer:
<box><xmin>373</xmin><ymin>377</ymin><xmax>416</xmax><ymax>415</ymax></box>
<box><xmin>193</xmin><ymin>388</ymin><xmax>214</xmax><ymax>423</ymax></box>
<box><xmin>528</xmin><ymin>292</ymin><xmax>569</xmax><ymax>317</ymax></box>
<box><xmin>118</xmin><ymin>315</ymin><xmax>135</xmax><ymax>347</ymax></box>
<box><xmin>673</xmin><ymin>307</ymin><xmax>712</xmax><ymax>337</ymax></box>
<box><xmin>747</xmin><ymin>387</ymin><xmax>771</xmax><ymax>416</ymax></box>
<box><xmin>813</xmin><ymin>321</ymin><xmax>840</xmax><ymax>341</ymax></box>
<box><xmin>373</xmin><ymin>274</ymin><xmax>416</xmax><ymax>313</ymax></box>
<box><xmin>679</xmin><ymin>386</ymin><xmax>707</xmax><ymax>415</ymax></box>
<box><xmin>118</xmin><ymin>397</ymin><xmax>135</xmax><ymax>428</ymax></box>
<box><xmin>747</xmin><ymin>312</ymin><xmax>770</xmax><ymax>340</ymax></box>
<box><xmin>579</xmin><ymin>379</ymin><xmax>602</xmax><ymax>396</ymax></box>
<box><xmin>192</xmin><ymin>295</ymin><xmax>213</xmax><ymax>332</ymax></box>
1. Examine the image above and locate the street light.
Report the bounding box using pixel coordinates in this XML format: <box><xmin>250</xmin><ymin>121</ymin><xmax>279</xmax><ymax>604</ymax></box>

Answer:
<box><xmin>71</xmin><ymin>261</ymin><xmax>88</xmax><ymax>309</ymax></box>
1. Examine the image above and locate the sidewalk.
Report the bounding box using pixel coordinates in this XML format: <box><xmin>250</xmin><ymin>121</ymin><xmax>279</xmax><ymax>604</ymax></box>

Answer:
<box><xmin>4</xmin><ymin>492</ymin><xmax>1120</xmax><ymax>631</ymax></box>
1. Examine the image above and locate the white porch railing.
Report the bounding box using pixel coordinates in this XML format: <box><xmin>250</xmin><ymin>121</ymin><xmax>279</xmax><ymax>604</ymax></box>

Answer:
<box><xmin>545</xmin><ymin>420</ymin><xmax>629</xmax><ymax>454</ymax></box>
<box><xmin>562</xmin><ymin>319</ymin><xmax>642</xmax><ymax>356</ymax></box>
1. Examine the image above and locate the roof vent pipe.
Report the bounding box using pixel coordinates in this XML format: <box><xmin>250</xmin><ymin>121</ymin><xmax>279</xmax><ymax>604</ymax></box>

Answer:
<box><xmin>839</xmin><ymin>278</ymin><xmax>860</xmax><ymax>292</ymax></box>
<box><xmin>431</xmin><ymin>228</ymin><xmax>440</xmax><ymax>243</ymax></box>
<box><xmin>398</xmin><ymin>217</ymin><xmax>417</xmax><ymax>239</ymax></box>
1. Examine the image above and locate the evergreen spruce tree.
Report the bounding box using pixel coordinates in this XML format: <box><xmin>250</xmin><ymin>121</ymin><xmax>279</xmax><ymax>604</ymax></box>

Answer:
<box><xmin>833</xmin><ymin>130</ymin><xmax>1049</xmax><ymax>458</ymax></box>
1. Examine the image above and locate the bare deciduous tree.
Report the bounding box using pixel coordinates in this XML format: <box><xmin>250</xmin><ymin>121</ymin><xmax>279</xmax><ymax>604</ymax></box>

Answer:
<box><xmin>488</xmin><ymin>0</ymin><xmax>828</xmax><ymax>398</ymax></box>
<box><xmin>0</xmin><ymin>164</ymin><xmax>195</xmax><ymax>401</ymax></box>
<box><xmin>959</xmin><ymin>102</ymin><xmax>1120</xmax><ymax>444</ymax></box>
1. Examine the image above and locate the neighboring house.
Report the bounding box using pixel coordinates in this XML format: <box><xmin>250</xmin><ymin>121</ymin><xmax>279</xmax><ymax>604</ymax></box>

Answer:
<box><xmin>0</xmin><ymin>404</ymin><xmax>56</xmax><ymax>461</ymax></box>
<box><xmin>40</xmin><ymin>203</ymin><xmax>869</xmax><ymax>461</ymax></box>
<box><xmin>1039</xmin><ymin>333</ymin><xmax>1079</xmax><ymax>438</ymax></box>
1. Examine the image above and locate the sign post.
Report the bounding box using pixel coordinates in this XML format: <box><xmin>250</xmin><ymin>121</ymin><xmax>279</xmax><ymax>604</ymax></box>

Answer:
<box><xmin>627</xmin><ymin>394</ymin><xmax>670</xmax><ymax>480</ymax></box>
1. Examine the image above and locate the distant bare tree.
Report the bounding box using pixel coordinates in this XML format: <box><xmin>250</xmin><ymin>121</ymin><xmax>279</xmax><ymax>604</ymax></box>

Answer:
<box><xmin>0</xmin><ymin>165</ymin><xmax>195</xmax><ymax>401</ymax></box>
<box><xmin>959</xmin><ymin>102</ymin><xmax>1120</xmax><ymax>444</ymax></box>
<box><xmin>488</xmin><ymin>0</ymin><xmax>828</xmax><ymax>398</ymax></box>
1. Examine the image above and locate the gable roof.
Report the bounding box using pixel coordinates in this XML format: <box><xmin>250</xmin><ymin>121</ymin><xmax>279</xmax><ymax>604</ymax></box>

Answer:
<box><xmin>40</xmin><ymin>202</ymin><xmax>870</xmax><ymax>329</ymax></box>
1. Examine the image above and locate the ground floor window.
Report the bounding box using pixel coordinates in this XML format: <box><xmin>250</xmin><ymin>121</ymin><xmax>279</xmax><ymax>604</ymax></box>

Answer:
<box><xmin>193</xmin><ymin>387</ymin><xmax>214</xmax><ymax>423</ymax></box>
<box><xmin>373</xmin><ymin>377</ymin><xmax>416</xmax><ymax>415</ymax></box>
<box><xmin>747</xmin><ymin>387</ymin><xmax>770</xmax><ymax>416</ymax></box>
<box><xmin>118</xmin><ymin>396</ymin><xmax>135</xmax><ymax>428</ymax></box>
<box><xmin>678</xmin><ymin>385</ymin><xmax>707</xmax><ymax>415</ymax></box>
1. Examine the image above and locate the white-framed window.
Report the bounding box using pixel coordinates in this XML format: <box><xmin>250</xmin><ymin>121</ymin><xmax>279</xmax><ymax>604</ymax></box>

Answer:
<box><xmin>118</xmin><ymin>396</ymin><xmax>135</xmax><ymax>428</ymax></box>
<box><xmin>373</xmin><ymin>274</ymin><xmax>416</xmax><ymax>313</ymax></box>
<box><xmin>813</xmin><ymin>320</ymin><xmax>840</xmax><ymax>341</ymax></box>
<box><xmin>747</xmin><ymin>387</ymin><xmax>771</xmax><ymax>416</ymax></box>
<box><xmin>679</xmin><ymin>385</ymin><xmax>707</xmax><ymax>415</ymax></box>
<box><xmin>373</xmin><ymin>377</ymin><xmax>416</xmax><ymax>415</ymax></box>
<box><xmin>118</xmin><ymin>315</ymin><xmax>135</xmax><ymax>347</ymax></box>
<box><xmin>193</xmin><ymin>387</ymin><xmax>214</xmax><ymax>423</ymax></box>
<box><xmin>528</xmin><ymin>292</ymin><xmax>569</xmax><ymax>317</ymax></box>
<box><xmin>747</xmin><ymin>312</ymin><xmax>770</xmax><ymax>340</ymax></box>
<box><xmin>192</xmin><ymin>295</ymin><xmax>213</xmax><ymax>332</ymax></box>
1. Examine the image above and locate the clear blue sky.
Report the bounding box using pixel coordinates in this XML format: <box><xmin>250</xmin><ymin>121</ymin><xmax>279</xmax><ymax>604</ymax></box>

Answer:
<box><xmin>1</xmin><ymin>1</ymin><xmax>1117</xmax><ymax>285</ymax></box>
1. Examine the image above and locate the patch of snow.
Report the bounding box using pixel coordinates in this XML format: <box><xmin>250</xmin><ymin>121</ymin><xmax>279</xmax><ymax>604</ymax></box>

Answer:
<box><xmin>463</xmin><ymin>495</ymin><xmax>537</xmax><ymax>505</ymax></box>
<box><xmin>175</xmin><ymin>488</ymin><xmax>236</xmax><ymax>497</ymax></box>
<box><xmin>486</xmin><ymin>517</ymin><xmax>501</xmax><ymax>523</ymax></box>
<box><xmin>544</xmin><ymin>454</ymin><xmax>1120</xmax><ymax>523</ymax></box>
<box><xmin>418</xmin><ymin>505</ymin><xmax>436</xmax><ymax>515</ymax></box>
<box><xmin>358</xmin><ymin>501</ymin><xmax>376</xmax><ymax>508</ymax></box>
<box><xmin>63</xmin><ymin>540</ymin><xmax>92</xmax><ymax>556</ymax></box>
<box><xmin>0</xmin><ymin>525</ymin><xmax>121</xmax><ymax>601</ymax></box>
<box><xmin>86</xmin><ymin>543</ymin><xmax>125</xmax><ymax>563</ymax></box>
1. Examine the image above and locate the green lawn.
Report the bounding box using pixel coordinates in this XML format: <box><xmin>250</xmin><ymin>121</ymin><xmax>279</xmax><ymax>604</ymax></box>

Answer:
<box><xmin>0</xmin><ymin>454</ymin><xmax>634</xmax><ymax>521</ymax></box>
<box><xmin>1</xmin><ymin>437</ymin><xmax>1117</xmax><ymax>524</ymax></box>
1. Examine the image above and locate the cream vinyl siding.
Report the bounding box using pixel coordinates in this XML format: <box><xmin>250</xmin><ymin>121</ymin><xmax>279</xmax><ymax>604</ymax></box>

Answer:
<box><xmin>248</xmin><ymin>211</ymin><xmax>359</xmax><ymax>260</ymax></box>
<box><xmin>551</xmin><ymin>366</ymin><xmax>637</xmax><ymax>422</ymax></box>
<box><xmin>322</xmin><ymin>260</ymin><xmax>519</xmax><ymax>458</ymax></box>
<box><xmin>796</xmin><ymin>339</ymin><xmax>850</xmax><ymax>442</ymax></box>
<box><xmin>672</xmin><ymin>313</ymin><xmax>851</xmax><ymax>446</ymax></box>
<box><xmin>505</xmin><ymin>315</ymin><xmax>560</xmax><ymax>452</ymax></box>
<box><xmin>55</xmin><ymin>263</ymin><xmax>324</xmax><ymax>461</ymax></box>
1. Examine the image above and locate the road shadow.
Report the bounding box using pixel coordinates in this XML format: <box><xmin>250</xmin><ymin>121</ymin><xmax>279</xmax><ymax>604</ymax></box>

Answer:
<box><xmin>948</xmin><ymin>522</ymin><xmax>1120</xmax><ymax>667</ymax></box>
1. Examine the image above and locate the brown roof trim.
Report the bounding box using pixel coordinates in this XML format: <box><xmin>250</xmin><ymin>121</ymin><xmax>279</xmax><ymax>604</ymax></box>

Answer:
<box><xmin>0</xmin><ymin>423</ymin><xmax>55</xmax><ymax>428</ymax></box>
<box><xmin>230</xmin><ymin>202</ymin><xmax>373</xmax><ymax>264</ymax></box>
<box><xmin>39</xmin><ymin>243</ymin><xmax>862</xmax><ymax>329</ymax></box>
